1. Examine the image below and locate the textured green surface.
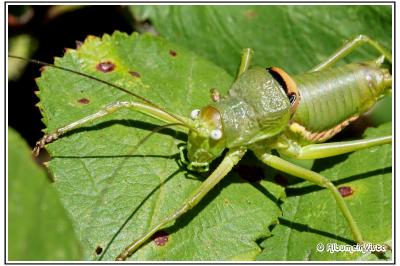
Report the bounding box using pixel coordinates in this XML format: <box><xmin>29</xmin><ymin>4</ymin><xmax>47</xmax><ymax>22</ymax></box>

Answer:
<box><xmin>258</xmin><ymin>123</ymin><xmax>392</xmax><ymax>260</ymax></box>
<box><xmin>36</xmin><ymin>32</ymin><xmax>284</xmax><ymax>260</ymax></box>
<box><xmin>8</xmin><ymin>127</ymin><xmax>81</xmax><ymax>260</ymax></box>
<box><xmin>132</xmin><ymin>6</ymin><xmax>392</xmax><ymax>75</ymax></box>
<box><xmin>132</xmin><ymin>5</ymin><xmax>392</xmax><ymax>126</ymax></box>
<box><xmin>32</xmin><ymin>5</ymin><xmax>392</xmax><ymax>261</ymax></box>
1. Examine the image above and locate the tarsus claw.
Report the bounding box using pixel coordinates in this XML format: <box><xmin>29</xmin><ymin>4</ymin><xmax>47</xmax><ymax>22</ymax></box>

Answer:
<box><xmin>32</xmin><ymin>133</ymin><xmax>59</xmax><ymax>156</ymax></box>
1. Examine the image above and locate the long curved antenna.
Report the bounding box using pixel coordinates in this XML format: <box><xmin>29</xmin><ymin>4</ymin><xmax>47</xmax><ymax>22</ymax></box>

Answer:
<box><xmin>132</xmin><ymin>123</ymin><xmax>185</xmax><ymax>152</ymax></box>
<box><xmin>8</xmin><ymin>55</ymin><xmax>188</xmax><ymax>126</ymax></box>
<box><xmin>32</xmin><ymin>100</ymin><xmax>193</xmax><ymax>156</ymax></box>
<box><xmin>96</xmin><ymin>122</ymin><xmax>184</xmax><ymax>260</ymax></box>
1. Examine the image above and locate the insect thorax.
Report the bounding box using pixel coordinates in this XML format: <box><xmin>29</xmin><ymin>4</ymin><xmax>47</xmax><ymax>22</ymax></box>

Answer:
<box><xmin>211</xmin><ymin>67</ymin><xmax>291</xmax><ymax>148</ymax></box>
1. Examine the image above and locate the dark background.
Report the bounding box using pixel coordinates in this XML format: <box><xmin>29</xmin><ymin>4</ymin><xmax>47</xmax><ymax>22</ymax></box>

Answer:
<box><xmin>8</xmin><ymin>6</ymin><xmax>136</xmax><ymax>147</ymax></box>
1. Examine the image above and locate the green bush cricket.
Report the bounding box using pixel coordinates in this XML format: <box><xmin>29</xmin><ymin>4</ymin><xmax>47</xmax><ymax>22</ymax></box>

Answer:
<box><xmin>9</xmin><ymin>34</ymin><xmax>392</xmax><ymax>261</ymax></box>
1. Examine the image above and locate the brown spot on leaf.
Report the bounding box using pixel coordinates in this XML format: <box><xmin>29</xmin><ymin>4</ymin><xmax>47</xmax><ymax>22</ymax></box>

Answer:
<box><xmin>338</xmin><ymin>186</ymin><xmax>353</xmax><ymax>197</ymax></box>
<box><xmin>152</xmin><ymin>231</ymin><xmax>169</xmax><ymax>246</ymax></box>
<box><xmin>169</xmin><ymin>50</ymin><xmax>177</xmax><ymax>57</ymax></box>
<box><xmin>129</xmin><ymin>71</ymin><xmax>141</xmax><ymax>78</ymax></box>
<box><xmin>78</xmin><ymin>98</ymin><xmax>90</xmax><ymax>104</ymax></box>
<box><xmin>244</xmin><ymin>10</ymin><xmax>257</xmax><ymax>18</ymax></box>
<box><xmin>95</xmin><ymin>246</ymin><xmax>103</xmax><ymax>255</ymax></box>
<box><xmin>234</xmin><ymin>164</ymin><xmax>264</xmax><ymax>183</ymax></box>
<box><xmin>96</xmin><ymin>61</ymin><xmax>115</xmax><ymax>72</ymax></box>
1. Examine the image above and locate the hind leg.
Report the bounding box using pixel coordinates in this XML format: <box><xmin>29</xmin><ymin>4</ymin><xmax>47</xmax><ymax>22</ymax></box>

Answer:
<box><xmin>310</xmin><ymin>35</ymin><xmax>392</xmax><ymax>72</ymax></box>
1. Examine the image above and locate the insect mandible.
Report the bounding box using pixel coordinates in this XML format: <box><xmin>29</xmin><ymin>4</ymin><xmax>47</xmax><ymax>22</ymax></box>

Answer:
<box><xmin>9</xmin><ymin>34</ymin><xmax>392</xmax><ymax>260</ymax></box>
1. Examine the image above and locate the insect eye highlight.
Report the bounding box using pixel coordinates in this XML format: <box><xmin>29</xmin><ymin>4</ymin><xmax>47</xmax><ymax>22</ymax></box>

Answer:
<box><xmin>191</xmin><ymin>109</ymin><xmax>201</xmax><ymax>120</ymax></box>
<box><xmin>210</xmin><ymin>129</ymin><xmax>223</xmax><ymax>140</ymax></box>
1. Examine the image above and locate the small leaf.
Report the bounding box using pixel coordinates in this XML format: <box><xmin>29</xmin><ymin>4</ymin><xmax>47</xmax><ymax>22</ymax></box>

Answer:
<box><xmin>257</xmin><ymin>123</ymin><xmax>392</xmax><ymax>261</ymax></box>
<box><xmin>8</xmin><ymin>127</ymin><xmax>81</xmax><ymax>260</ymax></box>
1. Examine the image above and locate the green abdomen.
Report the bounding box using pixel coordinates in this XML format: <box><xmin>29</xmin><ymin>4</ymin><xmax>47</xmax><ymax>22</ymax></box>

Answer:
<box><xmin>292</xmin><ymin>63</ymin><xmax>390</xmax><ymax>133</ymax></box>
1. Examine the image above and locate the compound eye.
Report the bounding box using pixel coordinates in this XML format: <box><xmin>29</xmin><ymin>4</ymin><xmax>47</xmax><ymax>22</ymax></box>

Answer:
<box><xmin>191</xmin><ymin>109</ymin><xmax>201</xmax><ymax>120</ymax></box>
<box><xmin>199</xmin><ymin>106</ymin><xmax>223</xmax><ymax>129</ymax></box>
<box><xmin>210</xmin><ymin>129</ymin><xmax>223</xmax><ymax>140</ymax></box>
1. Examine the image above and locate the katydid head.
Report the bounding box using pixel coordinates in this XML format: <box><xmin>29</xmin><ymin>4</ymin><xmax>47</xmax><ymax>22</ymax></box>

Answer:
<box><xmin>182</xmin><ymin>67</ymin><xmax>301</xmax><ymax>172</ymax></box>
<box><xmin>185</xmin><ymin>106</ymin><xmax>226</xmax><ymax>172</ymax></box>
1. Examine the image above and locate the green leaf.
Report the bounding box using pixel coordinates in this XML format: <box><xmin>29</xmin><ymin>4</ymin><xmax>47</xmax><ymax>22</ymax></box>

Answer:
<box><xmin>125</xmin><ymin>9</ymin><xmax>392</xmax><ymax>260</ymax></box>
<box><xmin>36</xmin><ymin>32</ymin><xmax>284</xmax><ymax>260</ymax></box>
<box><xmin>131</xmin><ymin>6</ymin><xmax>392</xmax><ymax>126</ymax></box>
<box><xmin>257</xmin><ymin>123</ymin><xmax>392</xmax><ymax>261</ymax></box>
<box><xmin>33</xmin><ymin>6</ymin><xmax>392</xmax><ymax>260</ymax></box>
<box><xmin>132</xmin><ymin>6</ymin><xmax>392</xmax><ymax>75</ymax></box>
<box><xmin>8</xmin><ymin>127</ymin><xmax>81</xmax><ymax>260</ymax></box>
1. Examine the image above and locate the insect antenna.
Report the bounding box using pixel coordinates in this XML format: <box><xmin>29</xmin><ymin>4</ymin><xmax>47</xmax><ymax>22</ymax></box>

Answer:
<box><xmin>96</xmin><ymin>122</ymin><xmax>184</xmax><ymax>260</ymax></box>
<box><xmin>132</xmin><ymin>123</ymin><xmax>185</xmax><ymax>153</ymax></box>
<box><xmin>8</xmin><ymin>55</ymin><xmax>191</xmax><ymax>128</ymax></box>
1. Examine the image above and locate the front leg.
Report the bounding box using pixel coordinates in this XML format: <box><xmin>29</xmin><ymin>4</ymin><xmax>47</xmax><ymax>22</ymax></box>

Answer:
<box><xmin>116</xmin><ymin>147</ymin><xmax>247</xmax><ymax>260</ymax></box>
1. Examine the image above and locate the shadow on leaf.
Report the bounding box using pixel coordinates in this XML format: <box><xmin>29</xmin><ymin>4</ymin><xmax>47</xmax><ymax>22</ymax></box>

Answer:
<box><xmin>99</xmin><ymin>168</ymin><xmax>184</xmax><ymax>260</ymax></box>
<box><xmin>277</xmin><ymin>217</ymin><xmax>354</xmax><ymax>245</ymax></box>
<box><xmin>286</xmin><ymin>167</ymin><xmax>391</xmax><ymax>197</ymax></box>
